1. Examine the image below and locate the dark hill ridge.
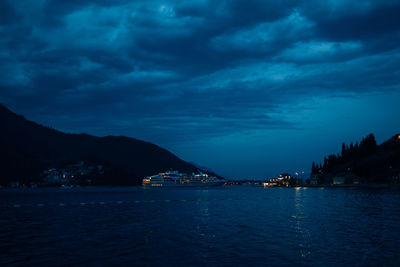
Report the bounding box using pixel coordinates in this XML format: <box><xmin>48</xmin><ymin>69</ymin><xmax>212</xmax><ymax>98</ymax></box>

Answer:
<box><xmin>0</xmin><ymin>104</ymin><xmax>202</xmax><ymax>185</ymax></box>
<box><xmin>311</xmin><ymin>133</ymin><xmax>400</xmax><ymax>184</ymax></box>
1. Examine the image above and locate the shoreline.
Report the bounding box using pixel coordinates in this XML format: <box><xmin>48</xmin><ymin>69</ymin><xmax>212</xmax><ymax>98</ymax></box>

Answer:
<box><xmin>296</xmin><ymin>183</ymin><xmax>400</xmax><ymax>189</ymax></box>
<box><xmin>2</xmin><ymin>183</ymin><xmax>400</xmax><ymax>189</ymax></box>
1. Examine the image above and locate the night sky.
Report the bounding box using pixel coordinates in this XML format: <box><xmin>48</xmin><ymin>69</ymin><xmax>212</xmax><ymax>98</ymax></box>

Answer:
<box><xmin>1</xmin><ymin>0</ymin><xmax>399</xmax><ymax>179</ymax></box>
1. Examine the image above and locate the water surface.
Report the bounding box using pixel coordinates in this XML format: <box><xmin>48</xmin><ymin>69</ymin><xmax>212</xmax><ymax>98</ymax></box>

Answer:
<box><xmin>1</xmin><ymin>186</ymin><xmax>400</xmax><ymax>266</ymax></box>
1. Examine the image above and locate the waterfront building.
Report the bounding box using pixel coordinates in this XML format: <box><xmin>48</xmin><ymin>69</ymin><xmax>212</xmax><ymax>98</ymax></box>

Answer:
<box><xmin>332</xmin><ymin>177</ymin><xmax>346</xmax><ymax>185</ymax></box>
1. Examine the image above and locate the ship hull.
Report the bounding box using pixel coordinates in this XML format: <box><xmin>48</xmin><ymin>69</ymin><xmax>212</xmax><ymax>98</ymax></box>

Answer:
<box><xmin>142</xmin><ymin>182</ymin><xmax>225</xmax><ymax>187</ymax></box>
<box><xmin>142</xmin><ymin>170</ymin><xmax>226</xmax><ymax>187</ymax></box>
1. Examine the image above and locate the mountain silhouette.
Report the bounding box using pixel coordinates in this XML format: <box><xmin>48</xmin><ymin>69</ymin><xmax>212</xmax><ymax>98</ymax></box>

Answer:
<box><xmin>0</xmin><ymin>104</ymin><xmax>202</xmax><ymax>185</ymax></box>
<box><xmin>311</xmin><ymin>133</ymin><xmax>400</xmax><ymax>183</ymax></box>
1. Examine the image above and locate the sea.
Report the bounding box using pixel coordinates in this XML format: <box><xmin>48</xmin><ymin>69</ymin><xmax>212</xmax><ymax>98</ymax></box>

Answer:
<box><xmin>1</xmin><ymin>186</ymin><xmax>400</xmax><ymax>266</ymax></box>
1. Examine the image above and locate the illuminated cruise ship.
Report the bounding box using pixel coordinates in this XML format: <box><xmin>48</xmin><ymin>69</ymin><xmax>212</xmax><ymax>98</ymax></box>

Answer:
<box><xmin>142</xmin><ymin>171</ymin><xmax>224</xmax><ymax>187</ymax></box>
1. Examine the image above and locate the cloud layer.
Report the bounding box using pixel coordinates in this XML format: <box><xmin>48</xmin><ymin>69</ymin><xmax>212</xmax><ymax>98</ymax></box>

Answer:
<box><xmin>1</xmin><ymin>0</ymin><xmax>400</xmax><ymax>177</ymax></box>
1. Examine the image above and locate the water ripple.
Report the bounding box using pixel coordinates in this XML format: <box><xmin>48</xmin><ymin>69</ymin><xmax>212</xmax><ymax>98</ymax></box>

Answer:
<box><xmin>1</xmin><ymin>187</ymin><xmax>400</xmax><ymax>266</ymax></box>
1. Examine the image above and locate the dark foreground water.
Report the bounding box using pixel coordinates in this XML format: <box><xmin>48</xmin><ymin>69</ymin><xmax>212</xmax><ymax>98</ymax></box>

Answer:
<box><xmin>1</xmin><ymin>186</ymin><xmax>400</xmax><ymax>266</ymax></box>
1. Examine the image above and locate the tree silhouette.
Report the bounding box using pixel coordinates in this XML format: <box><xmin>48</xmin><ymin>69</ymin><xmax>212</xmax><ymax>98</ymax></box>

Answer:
<box><xmin>310</xmin><ymin>133</ymin><xmax>399</xmax><ymax>184</ymax></box>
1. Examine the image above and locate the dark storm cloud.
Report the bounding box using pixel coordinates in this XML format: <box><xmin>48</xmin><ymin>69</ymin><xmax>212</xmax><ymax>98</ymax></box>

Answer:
<box><xmin>0</xmin><ymin>0</ymin><xmax>19</xmax><ymax>25</ymax></box>
<box><xmin>1</xmin><ymin>0</ymin><xmax>399</xmax><ymax>144</ymax></box>
<box><xmin>302</xmin><ymin>1</ymin><xmax>400</xmax><ymax>41</ymax></box>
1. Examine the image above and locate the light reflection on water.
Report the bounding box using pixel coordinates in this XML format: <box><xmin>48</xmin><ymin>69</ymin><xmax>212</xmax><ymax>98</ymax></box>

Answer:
<box><xmin>1</xmin><ymin>186</ymin><xmax>400</xmax><ymax>266</ymax></box>
<box><xmin>293</xmin><ymin>188</ymin><xmax>311</xmax><ymax>259</ymax></box>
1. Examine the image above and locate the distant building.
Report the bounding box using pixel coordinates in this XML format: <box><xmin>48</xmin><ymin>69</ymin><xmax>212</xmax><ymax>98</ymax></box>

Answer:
<box><xmin>346</xmin><ymin>173</ymin><xmax>361</xmax><ymax>184</ymax></box>
<box><xmin>310</xmin><ymin>174</ymin><xmax>319</xmax><ymax>185</ymax></box>
<box><xmin>40</xmin><ymin>161</ymin><xmax>104</xmax><ymax>186</ymax></box>
<box><xmin>262</xmin><ymin>181</ymin><xmax>278</xmax><ymax>187</ymax></box>
<box><xmin>332</xmin><ymin>177</ymin><xmax>346</xmax><ymax>185</ymax></box>
<box><xmin>8</xmin><ymin>181</ymin><xmax>20</xmax><ymax>188</ymax></box>
<box><xmin>265</xmin><ymin>173</ymin><xmax>297</xmax><ymax>187</ymax></box>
